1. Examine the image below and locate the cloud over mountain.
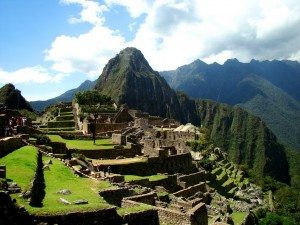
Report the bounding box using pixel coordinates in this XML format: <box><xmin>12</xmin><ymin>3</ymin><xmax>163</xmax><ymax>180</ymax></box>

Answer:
<box><xmin>44</xmin><ymin>0</ymin><xmax>300</xmax><ymax>77</ymax></box>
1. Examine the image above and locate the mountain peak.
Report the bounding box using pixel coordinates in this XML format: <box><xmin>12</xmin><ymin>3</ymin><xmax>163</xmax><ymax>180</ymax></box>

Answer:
<box><xmin>94</xmin><ymin>48</ymin><xmax>183</xmax><ymax>120</ymax></box>
<box><xmin>224</xmin><ymin>58</ymin><xmax>240</xmax><ymax>64</ymax></box>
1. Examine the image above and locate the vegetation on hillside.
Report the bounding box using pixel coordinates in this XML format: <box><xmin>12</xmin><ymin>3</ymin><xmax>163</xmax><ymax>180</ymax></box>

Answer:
<box><xmin>195</xmin><ymin>99</ymin><xmax>290</xmax><ymax>184</ymax></box>
<box><xmin>161</xmin><ymin>59</ymin><xmax>300</xmax><ymax>150</ymax></box>
<box><xmin>0</xmin><ymin>83</ymin><xmax>33</xmax><ymax>111</ymax></box>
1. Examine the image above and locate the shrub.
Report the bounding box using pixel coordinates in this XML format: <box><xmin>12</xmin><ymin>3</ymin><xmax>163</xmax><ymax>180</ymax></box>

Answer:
<box><xmin>34</xmin><ymin>134</ymin><xmax>51</xmax><ymax>145</ymax></box>
<box><xmin>29</xmin><ymin>151</ymin><xmax>45</xmax><ymax>207</ymax></box>
<box><xmin>199</xmin><ymin>157</ymin><xmax>214</xmax><ymax>170</ymax></box>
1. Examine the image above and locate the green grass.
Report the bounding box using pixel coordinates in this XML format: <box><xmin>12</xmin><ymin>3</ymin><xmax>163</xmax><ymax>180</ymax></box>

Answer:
<box><xmin>124</xmin><ymin>174</ymin><xmax>167</xmax><ymax>182</ymax></box>
<box><xmin>92</xmin><ymin>157</ymin><xmax>147</xmax><ymax>166</ymax></box>
<box><xmin>40</xmin><ymin>127</ymin><xmax>76</xmax><ymax>131</ymax></box>
<box><xmin>47</xmin><ymin>135</ymin><xmax>115</xmax><ymax>150</ymax></box>
<box><xmin>1</xmin><ymin>146</ymin><xmax>114</xmax><ymax>215</ymax></box>
<box><xmin>232</xmin><ymin>211</ymin><xmax>246</xmax><ymax>225</ymax></box>
<box><xmin>0</xmin><ymin>146</ymin><xmax>36</xmax><ymax>189</ymax></box>
<box><xmin>117</xmin><ymin>204</ymin><xmax>152</xmax><ymax>215</ymax></box>
<box><xmin>148</xmin><ymin>174</ymin><xmax>168</xmax><ymax>181</ymax></box>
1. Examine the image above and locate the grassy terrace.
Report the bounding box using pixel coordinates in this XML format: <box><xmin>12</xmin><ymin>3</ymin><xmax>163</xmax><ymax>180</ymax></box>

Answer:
<box><xmin>47</xmin><ymin>135</ymin><xmax>115</xmax><ymax>150</ymax></box>
<box><xmin>124</xmin><ymin>174</ymin><xmax>168</xmax><ymax>182</ymax></box>
<box><xmin>92</xmin><ymin>157</ymin><xmax>148</xmax><ymax>166</ymax></box>
<box><xmin>232</xmin><ymin>211</ymin><xmax>247</xmax><ymax>225</ymax></box>
<box><xmin>0</xmin><ymin>146</ymin><xmax>113</xmax><ymax>215</ymax></box>
<box><xmin>117</xmin><ymin>204</ymin><xmax>153</xmax><ymax>215</ymax></box>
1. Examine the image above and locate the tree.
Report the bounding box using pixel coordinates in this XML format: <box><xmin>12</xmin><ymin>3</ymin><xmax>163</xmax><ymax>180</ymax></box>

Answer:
<box><xmin>75</xmin><ymin>90</ymin><xmax>112</xmax><ymax>144</ymax></box>
<box><xmin>30</xmin><ymin>151</ymin><xmax>45</xmax><ymax>207</ymax></box>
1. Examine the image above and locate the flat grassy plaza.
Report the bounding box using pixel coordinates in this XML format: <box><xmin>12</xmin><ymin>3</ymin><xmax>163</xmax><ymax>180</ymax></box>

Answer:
<box><xmin>0</xmin><ymin>146</ymin><xmax>113</xmax><ymax>215</ymax></box>
<box><xmin>47</xmin><ymin>135</ymin><xmax>115</xmax><ymax>150</ymax></box>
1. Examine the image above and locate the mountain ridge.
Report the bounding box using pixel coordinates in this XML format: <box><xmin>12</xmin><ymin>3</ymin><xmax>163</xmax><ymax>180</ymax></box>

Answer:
<box><xmin>30</xmin><ymin>80</ymin><xmax>96</xmax><ymax>111</ymax></box>
<box><xmin>160</xmin><ymin>58</ymin><xmax>300</xmax><ymax>150</ymax></box>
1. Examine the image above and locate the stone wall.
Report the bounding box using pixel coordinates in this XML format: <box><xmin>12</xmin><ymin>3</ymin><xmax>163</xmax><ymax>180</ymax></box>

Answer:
<box><xmin>188</xmin><ymin>203</ymin><xmax>208</xmax><ymax>225</ymax></box>
<box><xmin>127</xmin><ymin>175</ymin><xmax>178</xmax><ymax>192</ymax></box>
<box><xmin>173</xmin><ymin>182</ymin><xmax>206</xmax><ymax>198</ymax></box>
<box><xmin>83</xmin><ymin>122</ymin><xmax>128</xmax><ymax>134</ymax></box>
<box><xmin>112</xmin><ymin>133</ymin><xmax>126</xmax><ymax>145</ymax></box>
<box><xmin>143</xmin><ymin>138</ymin><xmax>189</xmax><ymax>157</ymax></box>
<box><xmin>123</xmin><ymin>192</ymin><xmax>157</xmax><ymax>205</ymax></box>
<box><xmin>122</xmin><ymin>199</ymin><xmax>208</xmax><ymax>225</ymax></box>
<box><xmin>121</xmin><ymin>208</ymin><xmax>159</xmax><ymax>225</ymax></box>
<box><xmin>50</xmin><ymin>142</ymin><xmax>67</xmax><ymax>155</ymax></box>
<box><xmin>178</xmin><ymin>171</ymin><xmax>207</xmax><ymax>189</ymax></box>
<box><xmin>0</xmin><ymin>136</ymin><xmax>23</xmax><ymax>157</ymax></box>
<box><xmin>165</xmin><ymin>130</ymin><xmax>197</xmax><ymax>142</ymax></box>
<box><xmin>99</xmin><ymin>187</ymin><xmax>133</xmax><ymax>206</ymax></box>
<box><xmin>149</xmin><ymin>175</ymin><xmax>179</xmax><ymax>192</ymax></box>
<box><xmin>151</xmin><ymin>153</ymin><xmax>196</xmax><ymax>174</ymax></box>
<box><xmin>105</xmin><ymin>153</ymin><xmax>195</xmax><ymax>176</ymax></box>
<box><xmin>71</xmin><ymin>146</ymin><xmax>141</xmax><ymax>159</ymax></box>
<box><xmin>0</xmin><ymin>165</ymin><xmax>6</xmax><ymax>179</ymax></box>
<box><xmin>0</xmin><ymin>191</ymin><xmax>32</xmax><ymax>225</ymax></box>
<box><xmin>32</xmin><ymin>206</ymin><xmax>123</xmax><ymax>225</ymax></box>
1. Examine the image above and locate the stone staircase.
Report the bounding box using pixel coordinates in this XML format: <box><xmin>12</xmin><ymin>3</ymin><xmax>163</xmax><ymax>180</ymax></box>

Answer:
<box><xmin>39</xmin><ymin>103</ymin><xmax>76</xmax><ymax>132</ymax></box>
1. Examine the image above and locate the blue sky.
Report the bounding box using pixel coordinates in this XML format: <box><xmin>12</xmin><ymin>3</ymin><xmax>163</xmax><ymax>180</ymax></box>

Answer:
<box><xmin>1</xmin><ymin>0</ymin><xmax>300</xmax><ymax>101</ymax></box>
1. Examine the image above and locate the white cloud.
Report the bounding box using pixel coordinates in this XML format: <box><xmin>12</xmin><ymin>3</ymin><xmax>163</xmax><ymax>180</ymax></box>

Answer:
<box><xmin>45</xmin><ymin>25</ymin><xmax>126</xmax><ymax>77</ymax></box>
<box><xmin>0</xmin><ymin>66</ymin><xmax>67</xmax><ymax>84</ymax></box>
<box><xmin>129</xmin><ymin>0</ymin><xmax>300</xmax><ymax>69</ymax></box>
<box><xmin>46</xmin><ymin>0</ymin><xmax>300</xmax><ymax>77</ymax></box>
<box><xmin>61</xmin><ymin>0</ymin><xmax>107</xmax><ymax>25</ymax></box>
<box><xmin>104</xmin><ymin>0</ymin><xmax>152</xmax><ymax>18</ymax></box>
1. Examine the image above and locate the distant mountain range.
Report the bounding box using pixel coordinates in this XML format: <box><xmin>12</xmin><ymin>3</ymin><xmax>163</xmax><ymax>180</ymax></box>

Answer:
<box><xmin>160</xmin><ymin>59</ymin><xmax>300</xmax><ymax>150</ymax></box>
<box><xmin>30</xmin><ymin>80</ymin><xmax>96</xmax><ymax>111</ymax></box>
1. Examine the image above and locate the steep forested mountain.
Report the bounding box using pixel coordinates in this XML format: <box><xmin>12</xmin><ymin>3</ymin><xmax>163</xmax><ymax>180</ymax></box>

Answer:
<box><xmin>95</xmin><ymin>47</ymin><xmax>183</xmax><ymax>121</ymax></box>
<box><xmin>161</xmin><ymin>59</ymin><xmax>300</xmax><ymax>149</ymax></box>
<box><xmin>0</xmin><ymin>83</ymin><xmax>33</xmax><ymax>111</ymax></box>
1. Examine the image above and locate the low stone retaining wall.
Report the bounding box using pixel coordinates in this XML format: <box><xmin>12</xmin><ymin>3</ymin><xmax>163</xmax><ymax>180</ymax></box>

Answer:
<box><xmin>99</xmin><ymin>187</ymin><xmax>134</xmax><ymax>206</ymax></box>
<box><xmin>83</xmin><ymin>122</ymin><xmax>128</xmax><ymax>134</ymax></box>
<box><xmin>0</xmin><ymin>191</ymin><xmax>31</xmax><ymax>225</ymax></box>
<box><xmin>123</xmin><ymin>192</ymin><xmax>157</xmax><ymax>205</ymax></box>
<box><xmin>0</xmin><ymin>136</ymin><xmax>23</xmax><ymax>157</ymax></box>
<box><xmin>32</xmin><ymin>206</ymin><xmax>122</xmax><ymax>225</ymax></box>
<box><xmin>173</xmin><ymin>182</ymin><xmax>206</xmax><ymax>198</ymax></box>
<box><xmin>121</xmin><ymin>208</ymin><xmax>159</xmax><ymax>225</ymax></box>
<box><xmin>122</xmin><ymin>199</ymin><xmax>208</xmax><ymax>225</ymax></box>
<box><xmin>0</xmin><ymin>165</ymin><xmax>6</xmax><ymax>178</ymax></box>
<box><xmin>127</xmin><ymin>175</ymin><xmax>179</xmax><ymax>192</ymax></box>
<box><xmin>70</xmin><ymin>146</ymin><xmax>141</xmax><ymax>159</ymax></box>
<box><xmin>178</xmin><ymin>171</ymin><xmax>207</xmax><ymax>189</ymax></box>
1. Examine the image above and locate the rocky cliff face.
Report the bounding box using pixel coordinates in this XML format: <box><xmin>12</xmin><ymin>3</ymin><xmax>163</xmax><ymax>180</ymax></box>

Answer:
<box><xmin>95</xmin><ymin>47</ymin><xmax>183</xmax><ymax>120</ymax></box>
<box><xmin>0</xmin><ymin>83</ymin><xmax>33</xmax><ymax>111</ymax></box>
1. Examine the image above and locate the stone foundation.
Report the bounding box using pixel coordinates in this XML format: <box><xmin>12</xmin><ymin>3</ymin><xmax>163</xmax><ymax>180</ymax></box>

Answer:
<box><xmin>70</xmin><ymin>146</ymin><xmax>141</xmax><ymax>159</ymax></box>
<box><xmin>0</xmin><ymin>136</ymin><xmax>23</xmax><ymax>157</ymax></box>
<box><xmin>173</xmin><ymin>182</ymin><xmax>206</xmax><ymax>198</ymax></box>
<box><xmin>178</xmin><ymin>171</ymin><xmax>207</xmax><ymax>188</ymax></box>
<box><xmin>0</xmin><ymin>165</ymin><xmax>6</xmax><ymax>179</ymax></box>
